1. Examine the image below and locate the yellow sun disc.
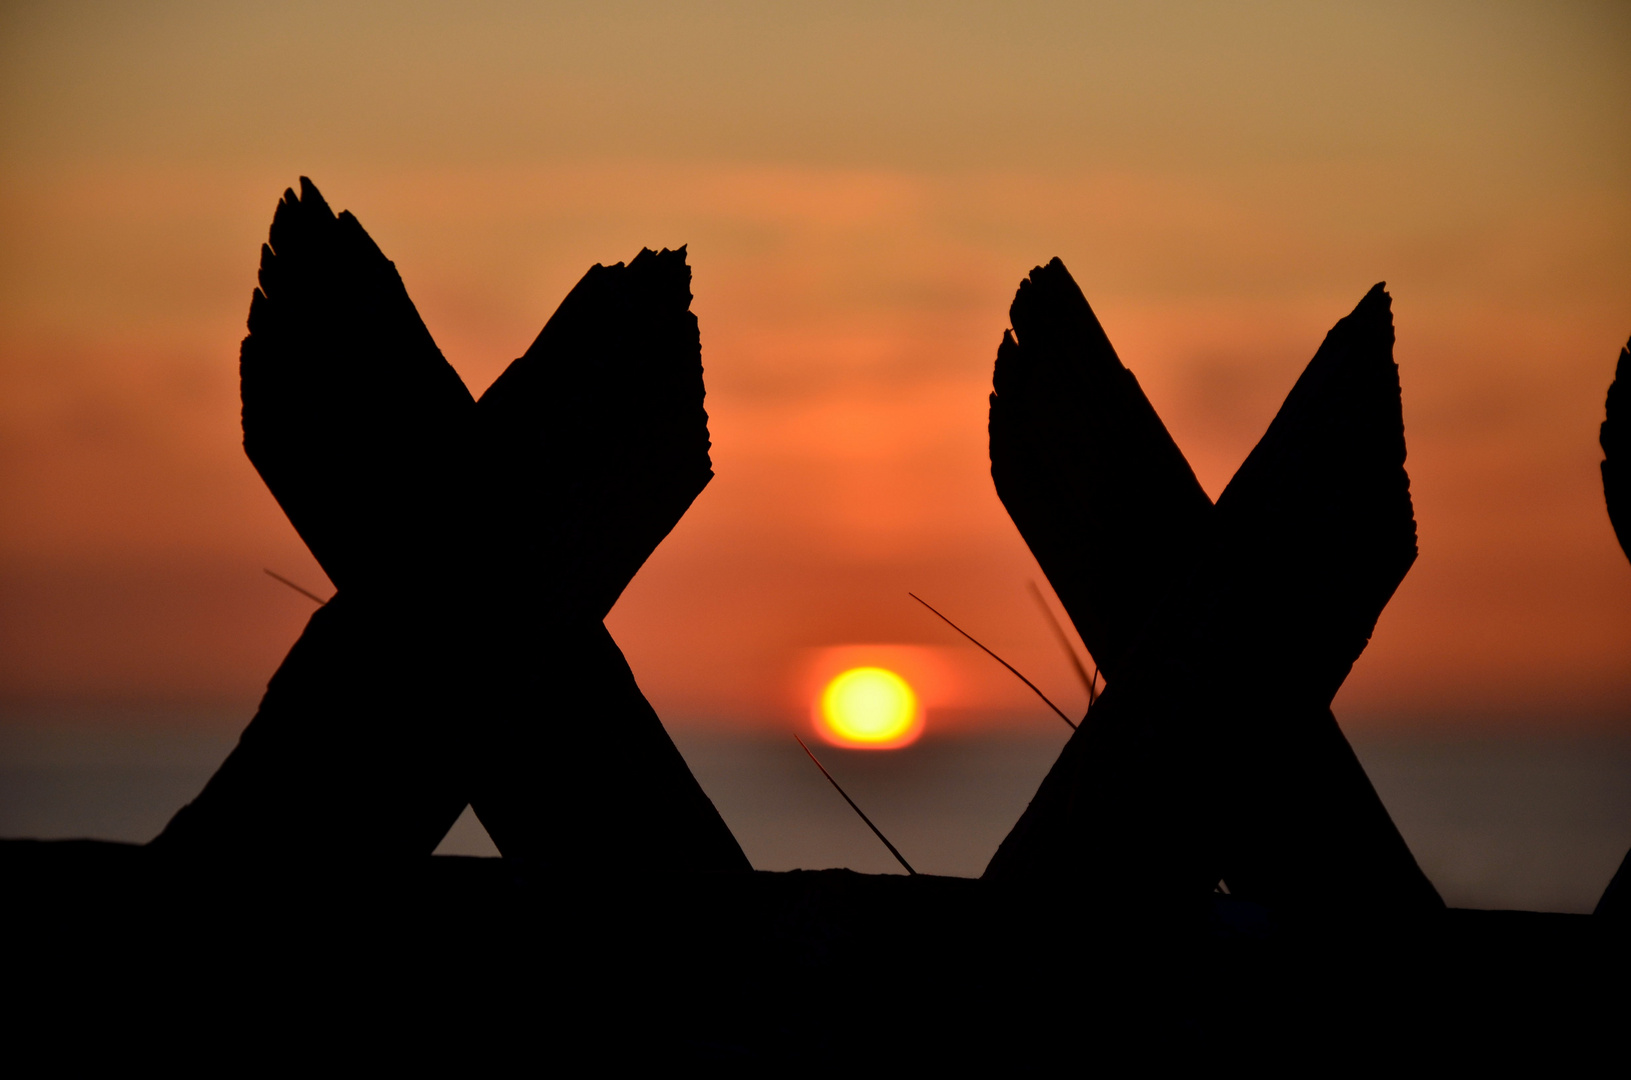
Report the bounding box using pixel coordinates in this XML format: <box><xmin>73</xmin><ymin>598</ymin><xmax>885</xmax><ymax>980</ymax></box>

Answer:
<box><xmin>820</xmin><ymin>667</ymin><xmax>918</xmax><ymax>744</ymax></box>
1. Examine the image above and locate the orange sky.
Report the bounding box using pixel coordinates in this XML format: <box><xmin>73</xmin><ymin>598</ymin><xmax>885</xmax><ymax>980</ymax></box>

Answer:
<box><xmin>2</xmin><ymin>2</ymin><xmax>1628</xmax><ymax>734</ymax></box>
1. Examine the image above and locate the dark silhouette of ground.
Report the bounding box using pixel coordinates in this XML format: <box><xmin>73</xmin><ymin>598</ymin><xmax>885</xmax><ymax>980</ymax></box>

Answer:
<box><xmin>151</xmin><ymin>179</ymin><xmax>747</xmax><ymax>871</ymax></box>
<box><xmin>984</xmin><ymin>260</ymin><xmax>1440</xmax><ymax>918</ymax></box>
<box><xmin>2</xmin><ymin>839</ymin><xmax>1622</xmax><ymax>1066</ymax></box>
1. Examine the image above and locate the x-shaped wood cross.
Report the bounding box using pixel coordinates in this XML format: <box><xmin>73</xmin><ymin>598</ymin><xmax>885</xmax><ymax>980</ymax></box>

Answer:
<box><xmin>152</xmin><ymin>179</ymin><xmax>749</xmax><ymax>872</ymax></box>
<box><xmin>155</xmin><ymin>188</ymin><xmax>1449</xmax><ymax>914</ymax></box>
<box><xmin>983</xmin><ymin>259</ymin><xmax>1444</xmax><ymax>918</ymax></box>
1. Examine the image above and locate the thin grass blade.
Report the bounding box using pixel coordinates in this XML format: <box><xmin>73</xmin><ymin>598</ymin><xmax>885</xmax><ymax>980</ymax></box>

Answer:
<box><xmin>909</xmin><ymin>593</ymin><xmax>1076</xmax><ymax>731</ymax></box>
<box><xmin>794</xmin><ymin>736</ymin><xmax>916</xmax><ymax>875</ymax></box>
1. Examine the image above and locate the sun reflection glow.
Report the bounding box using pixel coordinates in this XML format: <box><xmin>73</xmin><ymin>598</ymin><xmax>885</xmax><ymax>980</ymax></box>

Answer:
<box><xmin>818</xmin><ymin>666</ymin><xmax>921</xmax><ymax>748</ymax></box>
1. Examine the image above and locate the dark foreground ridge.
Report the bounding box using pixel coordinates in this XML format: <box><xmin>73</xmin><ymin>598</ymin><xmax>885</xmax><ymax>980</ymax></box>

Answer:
<box><xmin>2</xmin><ymin>840</ymin><xmax>1623</xmax><ymax>1066</ymax></box>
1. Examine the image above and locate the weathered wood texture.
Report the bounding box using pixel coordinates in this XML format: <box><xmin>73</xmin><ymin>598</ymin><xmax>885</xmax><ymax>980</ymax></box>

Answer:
<box><xmin>239</xmin><ymin>179</ymin><xmax>478</xmax><ymax>595</ymax></box>
<box><xmin>154</xmin><ymin>180</ymin><xmax>476</xmax><ymax>856</ymax></box>
<box><xmin>985</xmin><ymin>272</ymin><xmax>1440</xmax><ymax>917</ymax></box>
<box><xmin>153</xmin><ymin>180</ymin><xmax>747</xmax><ymax>871</ymax></box>
<box><xmin>463</xmin><ymin>246</ymin><xmax>743</xmax><ymax>867</ymax></box>
<box><xmin>477</xmin><ymin>246</ymin><xmax>713</xmax><ymax>620</ymax></box>
<box><xmin>989</xmin><ymin>258</ymin><xmax>1212</xmax><ymax>681</ymax></box>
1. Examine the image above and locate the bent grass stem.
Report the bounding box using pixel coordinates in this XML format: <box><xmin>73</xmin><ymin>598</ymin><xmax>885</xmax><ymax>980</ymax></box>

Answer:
<box><xmin>908</xmin><ymin>593</ymin><xmax>1077</xmax><ymax>731</ymax></box>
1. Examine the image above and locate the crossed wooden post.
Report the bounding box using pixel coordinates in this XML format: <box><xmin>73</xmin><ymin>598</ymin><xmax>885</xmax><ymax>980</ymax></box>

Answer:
<box><xmin>982</xmin><ymin>259</ymin><xmax>1444</xmax><ymax>917</ymax></box>
<box><xmin>153</xmin><ymin>184</ymin><xmax>1536</xmax><ymax>916</ymax></box>
<box><xmin>1594</xmin><ymin>336</ymin><xmax>1631</xmax><ymax>918</ymax></box>
<box><xmin>150</xmin><ymin>179</ymin><xmax>750</xmax><ymax>872</ymax></box>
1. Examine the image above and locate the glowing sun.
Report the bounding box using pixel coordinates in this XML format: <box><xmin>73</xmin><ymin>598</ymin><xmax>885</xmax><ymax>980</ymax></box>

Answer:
<box><xmin>817</xmin><ymin>666</ymin><xmax>922</xmax><ymax>748</ymax></box>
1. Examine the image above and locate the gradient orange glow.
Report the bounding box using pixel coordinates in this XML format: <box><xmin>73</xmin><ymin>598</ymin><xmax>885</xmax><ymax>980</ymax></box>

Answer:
<box><xmin>818</xmin><ymin>667</ymin><xmax>922</xmax><ymax>749</ymax></box>
<box><xmin>1</xmin><ymin>4</ymin><xmax>1628</xmax><ymax>736</ymax></box>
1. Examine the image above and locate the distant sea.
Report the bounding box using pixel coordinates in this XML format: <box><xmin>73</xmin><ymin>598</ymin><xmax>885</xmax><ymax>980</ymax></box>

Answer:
<box><xmin>3</xmin><ymin>708</ymin><xmax>1628</xmax><ymax>913</ymax></box>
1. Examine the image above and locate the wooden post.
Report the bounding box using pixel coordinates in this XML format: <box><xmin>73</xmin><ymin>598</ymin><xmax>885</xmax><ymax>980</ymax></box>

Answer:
<box><xmin>153</xmin><ymin>179</ymin><xmax>748</xmax><ymax>872</ymax></box>
<box><xmin>988</xmin><ymin>258</ymin><xmax>1213</xmax><ymax>683</ymax></box>
<box><xmin>1594</xmin><ymin>335</ymin><xmax>1631</xmax><ymax>918</ymax></box>
<box><xmin>984</xmin><ymin>267</ymin><xmax>1441</xmax><ymax>917</ymax></box>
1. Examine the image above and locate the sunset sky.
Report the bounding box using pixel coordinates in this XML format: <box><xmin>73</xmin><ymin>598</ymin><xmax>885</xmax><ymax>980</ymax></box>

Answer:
<box><xmin>2</xmin><ymin>1</ymin><xmax>1628</xmax><ymax>737</ymax></box>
